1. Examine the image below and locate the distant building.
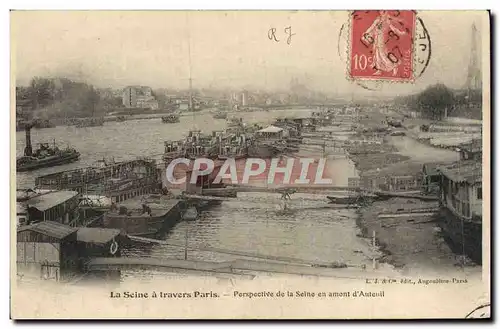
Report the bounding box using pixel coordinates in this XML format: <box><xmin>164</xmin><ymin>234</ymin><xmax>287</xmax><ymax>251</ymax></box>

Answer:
<box><xmin>231</xmin><ymin>92</ymin><xmax>238</xmax><ymax>102</ymax></box>
<box><xmin>241</xmin><ymin>90</ymin><xmax>248</xmax><ymax>107</ymax></box>
<box><xmin>99</xmin><ymin>88</ymin><xmax>123</xmax><ymax>100</ymax></box>
<box><xmin>178</xmin><ymin>102</ymin><xmax>190</xmax><ymax>111</ymax></box>
<box><xmin>278</xmin><ymin>93</ymin><xmax>290</xmax><ymax>104</ymax></box>
<box><xmin>122</xmin><ymin>86</ymin><xmax>159</xmax><ymax>109</ymax></box>
<box><xmin>16</xmin><ymin>99</ymin><xmax>32</xmax><ymax>116</ymax></box>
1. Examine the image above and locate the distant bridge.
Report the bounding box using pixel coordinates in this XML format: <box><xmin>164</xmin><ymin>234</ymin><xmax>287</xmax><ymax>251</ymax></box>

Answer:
<box><xmin>198</xmin><ymin>185</ymin><xmax>438</xmax><ymax>201</ymax></box>
<box><xmin>259</xmin><ymin>104</ymin><xmax>345</xmax><ymax>110</ymax></box>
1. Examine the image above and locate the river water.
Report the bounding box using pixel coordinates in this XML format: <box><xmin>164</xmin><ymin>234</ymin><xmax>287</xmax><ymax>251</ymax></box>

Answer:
<box><xmin>16</xmin><ymin>109</ymin><xmax>389</xmax><ymax>279</ymax></box>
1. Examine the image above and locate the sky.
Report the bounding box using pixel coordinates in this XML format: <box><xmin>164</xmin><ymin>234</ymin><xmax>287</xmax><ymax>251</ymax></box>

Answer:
<box><xmin>11</xmin><ymin>10</ymin><xmax>488</xmax><ymax>96</ymax></box>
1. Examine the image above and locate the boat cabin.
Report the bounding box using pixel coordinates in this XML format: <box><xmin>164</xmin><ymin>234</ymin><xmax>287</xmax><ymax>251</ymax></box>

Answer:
<box><xmin>458</xmin><ymin>139</ymin><xmax>482</xmax><ymax>161</ymax></box>
<box><xmin>17</xmin><ymin>190</ymin><xmax>80</xmax><ymax>227</ymax></box>
<box><xmin>256</xmin><ymin>125</ymin><xmax>284</xmax><ymax>140</ymax></box>
<box><xmin>17</xmin><ymin>221</ymin><xmax>79</xmax><ymax>281</ymax></box>
<box><xmin>421</xmin><ymin>161</ymin><xmax>456</xmax><ymax>194</ymax></box>
<box><xmin>273</xmin><ymin>119</ymin><xmax>302</xmax><ymax>138</ymax></box>
<box><xmin>164</xmin><ymin>140</ymin><xmax>182</xmax><ymax>154</ymax></box>
<box><xmin>211</xmin><ymin>130</ymin><xmax>225</xmax><ymax>139</ymax></box>
<box><xmin>76</xmin><ymin>227</ymin><xmax>123</xmax><ymax>258</ymax></box>
<box><xmin>34</xmin><ymin>159</ymin><xmax>160</xmax><ymax>205</ymax></box>
<box><xmin>186</xmin><ymin>130</ymin><xmax>203</xmax><ymax>143</ymax></box>
<box><xmin>438</xmin><ymin>161</ymin><xmax>482</xmax><ymax>220</ymax></box>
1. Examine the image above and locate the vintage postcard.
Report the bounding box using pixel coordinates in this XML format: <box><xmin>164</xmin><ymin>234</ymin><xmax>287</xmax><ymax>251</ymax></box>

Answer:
<box><xmin>10</xmin><ymin>10</ymin><xmax>490</xmax><ymax>319</ymax></box>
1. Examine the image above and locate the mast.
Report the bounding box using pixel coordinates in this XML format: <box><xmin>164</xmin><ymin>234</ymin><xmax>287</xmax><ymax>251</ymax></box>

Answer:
<box><xmin>24</xmin><ymin>125</ymin><xmax>32</xmax><ymax>156</ymax></box>
<box><xmin>186</xmin><ymin>13</ymin><xmax>194</xmax><ymax>118</ymax></box>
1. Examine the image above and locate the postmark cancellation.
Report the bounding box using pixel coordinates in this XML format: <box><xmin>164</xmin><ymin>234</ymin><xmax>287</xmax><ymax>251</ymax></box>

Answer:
<box><xmin>347</xmin><ymin>10</ymin><xmax>431</xmax><ymax>84</ymax></box>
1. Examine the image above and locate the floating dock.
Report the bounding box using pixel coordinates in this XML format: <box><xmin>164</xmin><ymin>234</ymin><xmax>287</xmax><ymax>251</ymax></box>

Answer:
<box><xmin>86</xmin><ymin>257</ymin><xmax>386</xmax><ymax>280</ymax></box>
<box><xmin>102</xmin><ymin>197</ymin><xmax>185</xmax><ymax>237</ymax></box>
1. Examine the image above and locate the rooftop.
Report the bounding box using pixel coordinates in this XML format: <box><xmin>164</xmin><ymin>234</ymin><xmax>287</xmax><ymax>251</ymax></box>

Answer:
<box><xmin>438</xmin><ymin>161</ymin><xmax>482</xmax><ymax>184</ymax></box>
<box><xmin>422</xmin><ymin>160</ymin><xmax>458</xmax><ymax>176</ymax></box>
<box><xmin>77</xmin><ymin>227</ymin><xmax>121</xmax><ymax>244</ymax></box>
<box><xmin>16</xmin><ymin>188</ymin><xmax>39</xmax><ymax>201</ymax></box>
<box><xmin>459</xmin><ymin>138</ymin><xmax>483</xmax><ymax>153</ymax></box>
<box><xmin>18</xmin><ymin>221</ymin><xmax>77</xmax><ymax>240</ymax></box>
<box><xmin>24</xmin><ymin>190</ymin><xmax>79</xmax><ymax>212</ymax></box>
<box><xmin>257</xmin><ymin>125</ymin><xmax>283</xmax><ymax>133</ymax></box>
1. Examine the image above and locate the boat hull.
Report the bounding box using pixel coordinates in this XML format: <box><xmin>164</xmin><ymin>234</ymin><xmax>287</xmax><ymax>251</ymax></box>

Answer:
<box><xmin>193</xmin><ymin>200</ymin><xmax>222</xmax><ymax>211</ymax></box>
<box><xmin>437</xmin><ymin>207</ymin><xmax>482</xmax><ymax>264</ymax></box>
<box><xmin>326</xmin><ymin>196</ymin><xmax>359</xmax><ymax>204</ymax></box>
<box><xmin>162</xmin><ymin>116</ymin><xmax>180</xmax><ymax>123</ymax></box>
<box><xmin>16</xmin><ymin>152</ymin><xmax>80</xmax><ymax>172</ymax></box>
<box><xmin>247</xmin><ymin>144</ymin><xmax>278</xmax><ymax>158</ymax></box>
<box><xmin>103</xmin><ymin>206</ymin><xmax>183</xmax><ymax>237</ymax></box>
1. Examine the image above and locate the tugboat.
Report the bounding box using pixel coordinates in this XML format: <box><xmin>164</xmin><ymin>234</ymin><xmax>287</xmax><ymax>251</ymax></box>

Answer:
<box><xmin>163</xmin><ymin>130</ymin><xmax>222</xmax><ymax>162</ymax></box>
<box><xmin>75</xmin><ymin>117</ymin><xmax>105</xmax><ymax>128</ymax></box>
<box><xmin>162</xmin><ymin>114</ymin><xmax>180</xmax><ymax>123</ymax></box>
<box><xmin>16</xmin><ymin>125</ymin><xmax>80</xmax><ymax>172</ymax></box>
<box><xmin>213</xmin><ymin>111</ymin><xmax>227</xmax><ymax>120</ymax></box>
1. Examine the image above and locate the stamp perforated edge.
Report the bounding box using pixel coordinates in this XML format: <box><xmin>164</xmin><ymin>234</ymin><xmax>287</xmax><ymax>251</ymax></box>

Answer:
<box><xmin>345</xmin><ymin>10</ymin><xmax>419</xmax><ymax>85</ymax></box>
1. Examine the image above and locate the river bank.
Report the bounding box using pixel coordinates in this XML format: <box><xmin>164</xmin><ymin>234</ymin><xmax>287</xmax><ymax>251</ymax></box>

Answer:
<box><xmin>357</xmin><ymin>198</ymin><xmax>453</xmax><ymax>270</ymax></box>
<box><xmin>349</xmin><ymin>131</ymin><xmax>480</xmax><ymax>275</ymax></box>
<box><xmin>355</xmin><ymin>197</ymin><xmax>481</xmax><ymax>277</ymax></box>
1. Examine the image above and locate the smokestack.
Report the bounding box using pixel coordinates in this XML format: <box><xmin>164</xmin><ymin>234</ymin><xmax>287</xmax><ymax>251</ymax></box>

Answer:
<box><xmin>24</xmin><ymin>126</ymin><xmax>32</xmax><ymax>156</ymax></box>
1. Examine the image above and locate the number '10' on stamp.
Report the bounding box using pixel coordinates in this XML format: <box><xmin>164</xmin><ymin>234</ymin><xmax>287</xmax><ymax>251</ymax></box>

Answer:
<box><xmin>349</xmin><ymin>10</ymin><xmax>416</xmax><ymax>82</ymax></box>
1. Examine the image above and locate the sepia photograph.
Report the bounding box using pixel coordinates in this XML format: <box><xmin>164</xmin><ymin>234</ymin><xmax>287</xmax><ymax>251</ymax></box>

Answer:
<box><xmin>10</xmin><ymin>9</ymin><xmax>490</xmax><ymax>319</ymax></box>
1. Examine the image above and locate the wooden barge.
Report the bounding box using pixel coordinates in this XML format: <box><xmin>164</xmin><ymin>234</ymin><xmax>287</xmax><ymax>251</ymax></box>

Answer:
<box><xmin>103</xmin><ymin>198</ymin><xmax>184</xmax><ymax>237</ymax></box>
<box><xmin>436</xmin><ymin>160</ymin><xmax>483</xmax><ymax>264</ymax></box>
<box><xmin>35</xmin><ymin>158</ymin><xmax>160</xmax><ymax>204</ymax></box>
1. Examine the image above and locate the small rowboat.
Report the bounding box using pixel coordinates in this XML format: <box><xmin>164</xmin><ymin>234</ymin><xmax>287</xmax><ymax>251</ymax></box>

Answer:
<box><xmin>326</xmin><ymin>195</ymin><xmax>375</xmax><ymax>204</ymax></box>
<box><xmin>326</xmin><ymin>196</ymin><xmax>361</xmax><ymax>204</ymax></box>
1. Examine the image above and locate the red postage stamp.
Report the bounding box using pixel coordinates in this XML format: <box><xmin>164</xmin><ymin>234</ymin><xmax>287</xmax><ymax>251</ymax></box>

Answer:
<box><xmin>349</xmin><ymin>10</ymin><xmax>416</xmax><ymax>82</ymax></box>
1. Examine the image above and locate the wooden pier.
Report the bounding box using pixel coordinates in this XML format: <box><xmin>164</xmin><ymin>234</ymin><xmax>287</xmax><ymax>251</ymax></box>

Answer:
<box><xmin>87</xmin><ymin>257</ymin><xmax>256</xmax><ymax>280</ymax></box>
<box><xmin>86</xmin><ymin>257</ymin><xmax>387</xmax><ymax>280</ymax></box>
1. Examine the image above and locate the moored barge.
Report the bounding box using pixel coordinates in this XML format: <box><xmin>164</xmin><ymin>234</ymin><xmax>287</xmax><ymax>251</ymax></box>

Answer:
<box><xmin>35</xmin><ymin>158</ymin><xmax>161</xmax><ymax>211</ymax></box>
<box><xmin>103</xmin><ymin>199</ymin><xmax>183</xmax><ymax>237</ymax></box>
<box><xmin>162</xmin><ymin>114</ymin><xmax>180</xmax><ymax>123</ymax></box>
<box><xmin>437</xmin><ymin>160</ymin><xmax>482</xmax><ymax>264</ymax></box>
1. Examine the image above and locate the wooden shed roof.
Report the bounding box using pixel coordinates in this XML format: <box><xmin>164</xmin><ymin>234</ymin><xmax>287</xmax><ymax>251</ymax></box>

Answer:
<box><xmin>17</xmin><ymin>221</ymin><xmax>77</xmax><ymax>240</ymax></box>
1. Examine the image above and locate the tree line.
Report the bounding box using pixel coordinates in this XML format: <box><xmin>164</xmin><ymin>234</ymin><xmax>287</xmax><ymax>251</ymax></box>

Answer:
<box><xmin>395</xmin><ymin>83</ymin><xmax>482</xmax><ymax>120</ymax></box>
<box><xmin>16</xmin><ymin>77</ymin><xmax>119</xmax><ymax>120</ymax></box>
